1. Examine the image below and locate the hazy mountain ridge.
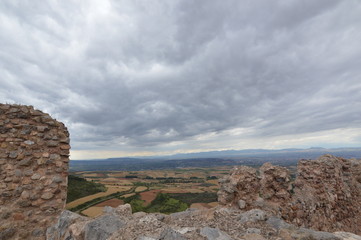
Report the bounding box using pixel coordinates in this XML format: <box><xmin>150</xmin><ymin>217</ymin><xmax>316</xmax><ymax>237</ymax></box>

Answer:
<box><xmin>70</xmin><ymin>147</ymin><xmax>361</xmax><ymax>171</ymax></box>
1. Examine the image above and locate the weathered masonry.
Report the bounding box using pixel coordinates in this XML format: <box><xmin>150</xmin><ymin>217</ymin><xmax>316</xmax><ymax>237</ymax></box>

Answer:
<box><xmin>0</xmin><ymin>104</ymin><xmax>70</xmax><ymax>240</ymax></box>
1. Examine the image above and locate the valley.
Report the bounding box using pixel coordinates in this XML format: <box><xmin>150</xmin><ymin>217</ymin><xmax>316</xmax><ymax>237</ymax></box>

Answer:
<box><xmin>66</xmin><ymin>166</ymin><xmax>233</xmax><ymax>217</ymax></box>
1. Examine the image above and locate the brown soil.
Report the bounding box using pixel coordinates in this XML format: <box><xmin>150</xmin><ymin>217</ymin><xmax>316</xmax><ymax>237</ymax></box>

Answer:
<box><xmin>140</xmin><ymin>190</ymin><xmax>161</xmax><ymax>205</ymax></box>
<box><xmin>190</xmin><ymin>202</ymin><xmax>218</xmax><ymax>210</ymax></box>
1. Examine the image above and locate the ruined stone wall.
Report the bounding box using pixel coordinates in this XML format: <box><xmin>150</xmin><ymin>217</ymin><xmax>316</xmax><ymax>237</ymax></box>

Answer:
<box><xmin>0</xmin><ymin>104</ymin><xmax>70</xmax><ymax>240</ymax></box>
<box><xmin>217</xmin><ymin>154</ymin><xmax>361</xmax><ymax>234</ymax></box>
<box><xmin>286</xmin><ymin>155</ymin><xmax>361</xmax><ymax>234</ymax></box>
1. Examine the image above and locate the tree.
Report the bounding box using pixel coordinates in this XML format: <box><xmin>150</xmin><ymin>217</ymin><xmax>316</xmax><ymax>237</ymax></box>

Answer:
<box><xmin>159</xmin><ymin>198</ymin><xmax>187</xmax><ymax>214</ymax></box>
<box><xmin>129</xmin><ymin>199</ymin><xmax>144</xmax><ymax>212</ymax></box>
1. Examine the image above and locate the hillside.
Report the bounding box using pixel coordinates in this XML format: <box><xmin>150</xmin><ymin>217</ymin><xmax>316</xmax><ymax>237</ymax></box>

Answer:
<box><xmin>67</xmin><ymin>175</ymin><xmax>107</xmax><ymax>203</ymax></box>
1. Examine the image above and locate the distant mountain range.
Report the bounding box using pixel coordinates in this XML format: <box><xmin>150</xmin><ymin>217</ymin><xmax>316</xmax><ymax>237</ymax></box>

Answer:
<box><xmin>70</xmin><ymin>147</ymin><xmax>361</xmax><ymax>172</ymax></box>
<box><xmin>149</xmin><ymin>147</ymin><xmax>361</xmax><ymax>159</ymax></box>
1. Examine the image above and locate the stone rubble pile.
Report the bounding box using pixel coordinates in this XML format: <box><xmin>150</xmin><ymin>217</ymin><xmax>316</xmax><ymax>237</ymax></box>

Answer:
<box><xmin>47</xmin><ymin>203</ymin><xmax>361</xmax><ymax>240</ymax></box>
<box><xmin>218</xmin><ymin>154</ymin><xmax>361</xmax><ymax>235</ymax></box>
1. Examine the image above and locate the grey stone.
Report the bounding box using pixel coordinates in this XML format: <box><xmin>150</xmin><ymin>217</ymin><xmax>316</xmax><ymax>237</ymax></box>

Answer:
<box><xmin>30</xmin><ymin>194</ymin><xmax>40</xmax><ymax>201</ymax></box>
<box><xmin>46</xmin><ymin>210</ymin><xmax>86</xmax><ymax>240</ymax></box>
<box><xmin>32</xmin><ymin>229</ymin><xmax>43</xmax><ymax>237</ymax></box>
<box><xmin>4</xmin><ymin>177</ymin><xmax>12</xmax><ymax>182</ymax></box>
<box><xmin>37</xmin><ymin>126</ymin><xmax>48</xmax><ymax>132</ymax></box>
<box><xmin>239</xmin><ymin>209</ymin><xmax>266</xmax><ymax>223</ymax></box>
<box><xmin>41</xmin><ymin>192</ymin><xmax>54</xmax><ymax>200</ymax></box>
<box><xmin>238</xmin><ymin>199</ymin><xmax>246</xmax><ymax>209</ymax></box>
<box><xmin>159</xmin><ymin>228</ymin><xmax>187</xmax><ymax>240</ymax></box>
<box><xmin>84</xmin><ymin>215</ymin><xmax>125</xmax><ymax>240</ymax></box>
<box><xmin>155</xmin><ymin>213</ymin><xmax>166</xmax><ymax>221</ymax></box>
<box><xmin>1</xmin><ymin>192</ymin><xmax>12</xmax><ymax>198</ymax></box>
<box><xmin>115</xmin><ymin>203</ymin><xmax>132</xmax><ymax>217</ymax></box>
<box><xmin>254</xmin><ymin>197</ymin><xmax>265</xmax><ymax>208</ymax></box>
<box><xmin>14</xmin><ymin>169</ymin><xmax>22</xmax><ymax>177</ymax></box>
<box><xmin>292</xmin><ymin>228</ymin><xmax>341</xmax><ymax>240</ymax></box>
<box><xmin>19</xmin><ymin>158</ymin><xmax>32</xmax><ymax>166</ymax></box>
<box><xmin>0</xmin><ymin>228</ymin><xmax>16</xmax><ymax>240</ymax></box>
<box><xmin>52</xmin><ymin>175</ymin><xmax>63</xmax><ymax>183</ymax></box>
<box><xmin>20</xmin><ymin>126</ymin><xmax>32</xmax><ymax>135</ymax></box>
<box><xmin>0</xmin><ymin>212</ymin><xmax>11</xmax><ymax>219</ymax></box>
<box><xmin>31</xmin><ymin>173</ymin><xmax>41</xmax><ymax>180</ymax></box>
<box><xmin>246</xmin><ymin>228</ymin><xmax>261</xmax><ymax>234</ymax></box>
<box><xmin>177</xmin><ymin>227</ymin><xmax>196</xmax><ymax>234</ymax></box>
<box><xmin>200</xmin><ymin>227</ymin><xmax>233</xmax><ymax>240</ymax></box>
<box><xmin>60</xmin><ymin>137</ymin><xmax>70</xmax><ymax>144</ymax></box>
<box><xmin>47</xmin><ymin>141</ymin><xmax>59</xmax><ymax>147</ymax></box>
<box><xmin>18</xmin><ymin>200</ymin><xmax>31</xmax><ymax>207</ymax></box>
<box><xmin>137</xmin><ymin>237</ymin><xmax>157</xmax><ymax>240</ymax></box>
<box><xmin>24</xmin><ymin>169</ymin><xmax>34</xmax><ymax>176</ymax></box>
<box><xmin>49</xmin><ymin>154</ymin><xmax>61</xmax><ymax>161</ymax></box>
<box><xmin>0</xmin><ymin>127</ymin><xmax>10</xmax><ymax>134</ymax></box>
<box><xmin>133</xmin><ymin>211</ymin><xmax>147</xmax><ymax>219</ymax></box>
<box><xmin>103</xmin><ymin>206</ymin><xmax>115</xmax><ymax>215</ymax></box>
<box><xmin>9</xmin><ymin>107</ymin><xmax>20</xmax><ymax>113</ymax></box>
<box><xmin>334</xmin><ymin>232</ymin><xmax>361</xmax><ymax>240</ymax></box>
<box><xmin>24</xmin><ymin>140</ymin><xmax>34</xmax><ymax>145</ymax></box>
<box><xmin>169</xmin><ymin>208</ymin><xmax>195</xmax><ymax>220</ymax></box>
<box><xmin>266</xmin><ymin>216</ymin><xmax>291</xmax><ymax>230</ymax></box>
<box><xmin>9</xmin><ymin>151</ymin><xmax>18</xmax><ymax>159</ymax></box>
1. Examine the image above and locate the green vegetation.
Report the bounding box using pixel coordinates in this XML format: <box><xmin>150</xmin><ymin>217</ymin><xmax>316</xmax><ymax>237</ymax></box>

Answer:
<box><xmin>148</xmin><ymin>193</ymin><xmax>188</xmax><ymax>214</ymax></box>
<box><xmin>67</xmin><ymin>175</ymin><xmax>107</xmax><ymax>203</ymax></box>
<box><xmin>206</xmin><ymin>176</ymin><xmax>218</xmax><ymax>180</ymax></box>
<box><xmin>125</xmin><ymin>175</ymin><xmax>138</xmax><ymax>178</ymax></box>
<box><xmin>123</xmin><ymin>195</ymin><xmax>146</xmax><ymax>212</ymax></box>
<box><xmin>167</xmin><ymin>192</ymin><xmax>218</xmax><ymax>205</ymax></box>
<box><xmin>123</xmin><ymin>193</ymin><xmax>188</xmax><ymax>214</ymax></box>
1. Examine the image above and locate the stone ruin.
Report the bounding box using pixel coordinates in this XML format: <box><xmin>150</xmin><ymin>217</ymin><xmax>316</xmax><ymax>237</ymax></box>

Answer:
<box><xmin>0</xmin><ymin>104</ymin><xmax>70</xmax><ymax>239</ymax></box>
<box><xmin>218</xmin><ymin>154</ymin><xmax>361</xmax><ymax>235</ymax></box>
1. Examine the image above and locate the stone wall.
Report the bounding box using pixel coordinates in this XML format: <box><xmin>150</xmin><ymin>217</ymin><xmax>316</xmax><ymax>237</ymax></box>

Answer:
<box><xmin>286</xmin><ymin>155</ymin><xmax>361</xmax><ymax>234</ymax></box>
<box><xmin>0</xmin><ymin>104</ymin><xmax>70</xmax><ymax>240</ymax></box>
<box><xmin>218</xmin><ymin>154</ymin><xmax>361</xmax><ymax>234</ymax></box>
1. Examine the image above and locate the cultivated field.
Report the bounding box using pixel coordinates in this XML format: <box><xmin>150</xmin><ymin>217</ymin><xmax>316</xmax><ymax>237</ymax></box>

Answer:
<box><xmin>94</xmin><ymin>198</ymin><xmax>124</xmax><ymax>208</ymax></box>
<box><xmin>68</xmin><ymin>166</ymin><xmax>234</xmax><ymax>217</ymax></box>
<box><xmin>81</xmin><ymin>206</ymin><xmax>104</xmax><ymax>218</ymax></box>
<box><xmin>135</xmin><ymin>186</ymin><xmax>148</xmax><ymax>192</ymax></box>
<box><xmin>140</xmin><ymin>189</ymin><xmax>160</xmax><ymax>205</ymax></box>
<box><xmin>66</xmin><ymin>186</ymin><xmax>132</xmax><ymax>209</ymax></box>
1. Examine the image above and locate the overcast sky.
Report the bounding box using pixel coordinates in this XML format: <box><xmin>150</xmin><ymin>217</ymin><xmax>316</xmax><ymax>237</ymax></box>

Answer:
<box><xmin>1</xmin><ymin>0</ymin><xmax>361</xmax><ymax>159</ymax></box>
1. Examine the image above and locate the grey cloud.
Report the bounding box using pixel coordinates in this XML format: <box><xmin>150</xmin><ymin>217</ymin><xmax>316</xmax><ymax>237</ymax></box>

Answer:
<box><xmin>1</xmin><ymin>0</ymin><xmax>361</xmax><ymax>153</ymax></box>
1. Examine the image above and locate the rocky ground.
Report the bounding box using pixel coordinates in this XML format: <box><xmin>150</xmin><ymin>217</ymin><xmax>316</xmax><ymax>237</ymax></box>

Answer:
<box><xmin>47</xmin><ymin>204</ymin><xmax>361</xmax><ymax>240</ymax></box>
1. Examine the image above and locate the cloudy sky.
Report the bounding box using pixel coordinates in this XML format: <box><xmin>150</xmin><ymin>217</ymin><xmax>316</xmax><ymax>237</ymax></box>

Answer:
<box><xmin>1</xmin><ymin>0</ymin><xmax>361</xmax><ymax>159</ymax></box>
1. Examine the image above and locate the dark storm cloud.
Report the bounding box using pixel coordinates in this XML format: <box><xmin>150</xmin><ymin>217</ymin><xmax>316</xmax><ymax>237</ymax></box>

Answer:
<box><xmin>1</xmin><ymin>0</ymin><xmax>361</xmax><ymax>154</ymax></box>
